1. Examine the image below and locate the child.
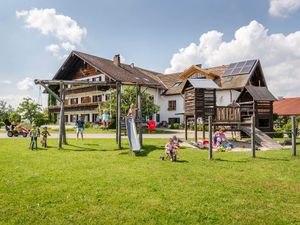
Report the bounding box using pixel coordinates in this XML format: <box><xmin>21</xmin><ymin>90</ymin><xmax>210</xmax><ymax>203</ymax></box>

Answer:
<box><xmin>41</xmin><ymin>126</ymin><xmax>51</xmax><ymax>148</ymax></box>
<box><xmin>29</xmin><ymin>124</ymin><xmax>38</xmax><ymax>150</ymax></box>
<box><xmin>165</xmin><ymin>138</ymin><xmax>177</xmax><ymax>161</ymax></box>
<box><xmin>102</xmin><ymin>110</ymin><xmax>110</xmax><ymax>130</ymax></box>
<box><xmin>172</xmin><ymin>135</ymin><xmax>180</xmax><ymax>159</ymax></box>
<box><xmin>76</xmin><ymin>116</ymin><xmax>85</xmax><ymax>141</ymax></box>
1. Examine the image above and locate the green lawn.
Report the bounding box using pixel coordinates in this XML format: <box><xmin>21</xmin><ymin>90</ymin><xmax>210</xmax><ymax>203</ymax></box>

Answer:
<box><xmin>0</xmin><ymin>138</ymin><xmax>299</xmax><ymax>225</ymax></box>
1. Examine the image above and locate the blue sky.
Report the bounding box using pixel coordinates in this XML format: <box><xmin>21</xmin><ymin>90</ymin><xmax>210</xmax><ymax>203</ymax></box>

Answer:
<box><xmin>1</xmin><ymin>0</ymin><xmax>300</xmax><ymax>107</ymax></box>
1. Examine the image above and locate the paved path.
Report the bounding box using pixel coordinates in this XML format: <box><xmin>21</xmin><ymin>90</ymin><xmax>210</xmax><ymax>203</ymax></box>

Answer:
<box><xmin>0</xmin><ymin>132</ymin><xmax>186</xmax><ymax>139</ymax></box>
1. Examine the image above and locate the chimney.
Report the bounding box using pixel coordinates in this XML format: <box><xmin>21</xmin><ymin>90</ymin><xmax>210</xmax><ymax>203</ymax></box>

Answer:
<box><xmin>113</xmin><ymin>54</ymin><xmax>120</xmax><ymax>66</ymax></box>
<box><xmin>196</xmin><ymin>64</ymin><xmax>202</xmax><ymax>68</ymax></box>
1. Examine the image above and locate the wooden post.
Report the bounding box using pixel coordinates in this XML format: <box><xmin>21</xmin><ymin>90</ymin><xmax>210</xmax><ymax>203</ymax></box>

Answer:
<box><xmin>137</xmin><ymin>85</ymin><xmax>143</xmax><ymax>147</ymax></box>
<box><xmin>58</xmin><ymin>82</ymin><xmax>64</xmax><ymax>149</ymax></box>
<box><xmin>251</xmin><ymin>115</ymin><xmax>256</xmax><ymax>158</ymax></box>
<box><xmin>116</xmin><ymin>83</ymin><xmax>122</xmax><ymax>149</ymax></box>
<box><xmin>208</xmin><ymin>116</ymin><xmax>213</xmax><ymax>160</ymax></box>
<box><xmin>61</xmin><ymin>88</ymin><xmax>67</xmax><ymax>145</ymax></box>
<box><xmin>116</xmin><ymin>86</ymin><xmax>119</xmax><ymax>144</ymax></box>
<box><xmin>291</xmin><ymin>116</ymin><xmax>297</xmax><ymax>156</ymax></box>
<box><xmin>185</xmin><ymin>116</ymin><xmax>188</xmax><ymax>140</ymax></box>
<box><xmin>194</xmin><ymin>115</ymin><xmax>197</xmax><ymax>143</ymax></box>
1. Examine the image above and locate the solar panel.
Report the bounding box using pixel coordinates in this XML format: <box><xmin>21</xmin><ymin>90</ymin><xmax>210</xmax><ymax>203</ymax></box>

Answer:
<box><xmin>223</xmin><ymin>59</ymin><xmax>257</xmax><ymax>76</ymax></box>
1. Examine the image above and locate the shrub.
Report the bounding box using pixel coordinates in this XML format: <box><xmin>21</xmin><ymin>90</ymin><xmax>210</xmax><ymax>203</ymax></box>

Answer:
<box><xmin>283</xmin><ymin>121</ymin><xmax>292</xmax><ymax>138</ymax></box>
<box><xmin>109</xmin><ymin>117</ymin><xmax>116</xmax><ymax>129</ymax></box>
<box><xmin>170</xmin><ymin>123</ymin><xmax>180</xmax><ymax>129</ymax></box>
<box><xmin>0</xmin><ymin>121</ymin><xmax>5</xmax><ymax>128</ymax></box>
<box><xmin>273</xmin><ymin>127</ymin><xmax>284</xmax><ymax>138</ymax></box>
<box><xmin>84</xmin><ymin>122</ymin><xmax>92</xmax><ymax>129</ymax></box>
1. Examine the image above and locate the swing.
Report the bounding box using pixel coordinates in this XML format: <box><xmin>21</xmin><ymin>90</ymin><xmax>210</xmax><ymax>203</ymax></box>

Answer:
<box><xmin>95</xmin><ymin>84</ymin><xmax>113</xmax><ymax>129</ymax></box>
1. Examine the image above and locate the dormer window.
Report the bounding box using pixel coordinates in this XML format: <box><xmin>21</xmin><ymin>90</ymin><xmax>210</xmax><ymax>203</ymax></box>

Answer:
<box><xmin>172</xmin><ymin>81</ymin><xmax>182</xmax><ymax>87</ymax></box>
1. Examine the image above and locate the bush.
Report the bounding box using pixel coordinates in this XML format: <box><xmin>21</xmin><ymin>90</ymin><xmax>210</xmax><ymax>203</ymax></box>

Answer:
<box><xmin>283</xmin><ymin>121</ymin><xmax>292</xmax><ymax>138</ymax></box>
<box><xmin>273</xmin><ymin>127</ymin><xmax>284</xmax><ymax>138</ymax></box>
<box><xmin>0</xmin><ymin>121</ymin><xmax>5</xmax><ymax>127</ymax></box>
<box><xmin>84</xmin><ymin>122</ymin><xmax>92</xmax><ymax>129</ymax></box>
<box><xmin>109</xmin><ymin>117</ymin><xmax>116</xmax><ymax>129</ymax></box>
<box><xmin>170</xmin><ymin>123</ymin><xmax>180</xmax><ymax>129</ymax></box>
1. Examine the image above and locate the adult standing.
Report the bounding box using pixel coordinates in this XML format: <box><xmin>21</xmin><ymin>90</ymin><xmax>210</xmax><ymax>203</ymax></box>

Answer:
<box><xmin>76</xmin><ymin>116</ymin><xmax>85</xmax><ymax>141</ymax></box>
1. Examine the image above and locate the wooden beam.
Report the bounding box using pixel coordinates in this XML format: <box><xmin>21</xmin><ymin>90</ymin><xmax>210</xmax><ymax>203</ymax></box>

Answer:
<box><xmin>35</xmin><ymin>79</ymin><xmax>116</xmax><ymax>86</ymax></box>
<box><xmin>194</xmin><ymin>115</ymin><xmax>197</xmax><ymax>143</ymax></box>
<box><xmin>251</xmin><ymin>115</ymin><xmax>256</xmax><ymax>158</ymax></box>
<box><xmin>116</xmin><ymin>83</ymin><xmax>122</xmax><ymax>149</ymax></box>
<box><xmin>185</xmin><ymin>116</ymin><xmax>188</xmax><ymax>140</ymax></box>
<box><xmin>58</xmin><ymin>83</ymin><xmax>65</xmax><ymax>149</ymax></box>
<box><xmin>208</xmin><ymin>116</ymin><xmax>213</xmax><ymax>160</ymax></box>
<box><xmin>40</xmin><ymin>83</ymin><xmax>61</xmax><ymax>102</ymax></box>
<box><xmin>291</xmin><ymin>116</ymin><xmax>297</xmax><ymax>156</ymax></box>
<box><xmin>137</xmin><ymin>85</ymin><xmax>143</xmax><ymax>147</ymax></box>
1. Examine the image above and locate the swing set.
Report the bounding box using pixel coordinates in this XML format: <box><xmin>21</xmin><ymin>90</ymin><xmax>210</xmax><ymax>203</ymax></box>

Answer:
<box><xmin>34</xmin><ymin>79</ymin><xmax>158</xmax><ymax>150</ymax></box>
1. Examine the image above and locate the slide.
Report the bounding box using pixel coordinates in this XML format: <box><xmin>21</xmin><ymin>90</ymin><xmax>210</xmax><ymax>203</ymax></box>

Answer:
<box><xmin>126</xmin><ymin>117</ymin><xmax>141</xmax><ymax>152</ymax></box>
<box><xmin>240</xmin><ymin>126</ymin><xmax>282</xmax><ymax>149</ymax></box>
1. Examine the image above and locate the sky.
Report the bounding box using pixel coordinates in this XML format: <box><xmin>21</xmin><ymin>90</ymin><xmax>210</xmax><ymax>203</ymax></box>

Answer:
<box><xmin>1</xmin><ymin>0</ymin><xmax>300</xmax><ymax>108</ymax></box>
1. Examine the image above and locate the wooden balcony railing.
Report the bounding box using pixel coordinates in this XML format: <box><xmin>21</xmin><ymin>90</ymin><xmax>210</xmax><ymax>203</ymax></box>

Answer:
<box><xmin>216</xmin><ymin>107</ymin><xmax>241</xmax><ymax>123</ymax></box>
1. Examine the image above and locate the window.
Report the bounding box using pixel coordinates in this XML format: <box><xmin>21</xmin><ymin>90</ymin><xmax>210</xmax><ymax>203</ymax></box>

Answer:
<box><xmin>81</xmin><ymin>96</ymin><xmax>91</xmax><ymax>104</ymax></box>
<box><xmin>71</xmin><ymin>115</ymin><xmax>78</xmax><ymax>122</ymax></box>
<box><xmin>65</xmin><ymin>115</ymin><xmax>68</xmax><ymax>123</ymax></box>
<box><xmin>93</xmin><ymin>95</ymin><xmax>102</xmax><ymax>102</ymax></box>
<box><xmin>70</xmin><ymin>98</ymin><xmax>78</xmax><ymax>105</ymax></box>
<box><xmin>259</xmin><ymin>119</ymin><xmax>270</xmax><ymax>128</ymax></box>
<box><xmin>156</xmin><ymin>114</ymin><xmax>160</xmax><ymax>123</ymax></box>
<box><xmin>172</xmin><ymin>82</ymin><xmax>182</xmax><ymax>87</ymax></box>
<box><xmin>105</xmin><ymin>95</ymin><xmax>110</xmax><ymax>101</ymax></box>
<box><xmin>168</xmin><ymin>100</ymin><xmax>176</xmax><ymax>111</ymax></box>
<box><xmin>149</xmin><ymin>95</ymin><xmax>154</xmax><ymax>102</ymax></box>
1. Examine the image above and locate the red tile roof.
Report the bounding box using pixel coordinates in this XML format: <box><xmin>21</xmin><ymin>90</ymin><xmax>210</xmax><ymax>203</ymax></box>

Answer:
<box><xmin>273</xmin><ymin>98</ymin><xmax>300</xmax><ymax>116</ymax></box>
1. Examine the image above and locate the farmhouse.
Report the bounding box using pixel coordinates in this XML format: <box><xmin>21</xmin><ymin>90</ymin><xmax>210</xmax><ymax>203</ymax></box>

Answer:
<box><xmin>48</xmin><ymin>51</ymin><xmax>276</xmax><ymax>132</ymax></box>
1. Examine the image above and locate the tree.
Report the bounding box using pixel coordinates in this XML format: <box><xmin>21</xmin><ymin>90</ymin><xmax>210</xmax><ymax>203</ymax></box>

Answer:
<box><xmin>17</xmin><ymin>97</ymin><xmax>42</xmax><ymax>124</ymax></box>
<box><xmin>100</xmin><ymin>87</ymin><xmax>160</xmax><ymax>119</ymax></box>
<box><xmin>9</xmin><ymin>112</ymin><xmax>22</xmax><ymax>122</ymax></box>
<box><xmin>0</xmin><ymin>100</ymin><xmax>14</xmax><ymax>121</ymax></box>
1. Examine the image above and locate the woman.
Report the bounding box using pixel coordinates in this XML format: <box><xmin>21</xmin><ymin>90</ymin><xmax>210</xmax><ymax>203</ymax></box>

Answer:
<box><xmin>127</xmin><ymin>103</ymin><xmax>136</xmax><ymax>119</ymax></box>
<box><xmin>126</xmin><ymin>104</ymin><xmax>140</xmax><ymax>151</ymax></box>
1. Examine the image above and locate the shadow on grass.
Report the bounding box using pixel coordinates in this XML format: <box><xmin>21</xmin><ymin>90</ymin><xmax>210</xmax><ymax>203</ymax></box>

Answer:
<box><xmin>60</xmin><ymin>143</ymin><xmax>120</xmax><ymax>152</ymax></box>
<box><xmin>255</xmin><ymin>156</ymin><xmax>290</xmax><ymax>162</ymax></box>
<box><xmin>135</xmin><ymin>145</ymin><xmax>161</xmax><ymax>157</ymax></box>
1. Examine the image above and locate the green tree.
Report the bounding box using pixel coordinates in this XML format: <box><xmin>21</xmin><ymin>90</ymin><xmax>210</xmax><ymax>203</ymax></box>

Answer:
<box><xmin>9</xmin><ymin>112</ymin><xmax>22</xmax><ymax>122</ymax></box>
<box><xmin>17</xmin><ymin>97</ymin><xmax>42</xmax><ymax>124</ymax></box>
<box><xmin>0</xmin><ymin>100</ymin><xmax>14</xmax><ymax>121</ymax></box>
<box><xmin>100</xmin><ymin>87</ymin><xmax>159</xmax><ymax>119</ymax></box>
<box><xmin>34</xmin><ymin>109</ymin><xmax>49</xmax><ymax>126</ymax></box>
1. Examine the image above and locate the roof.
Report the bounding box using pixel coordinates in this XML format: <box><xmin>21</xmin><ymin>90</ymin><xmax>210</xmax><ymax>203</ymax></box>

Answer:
<box><xmin>273</xmin><ymin>97</ymin><xmax>300</xmax><ymax>116</ymax></box>
<box><xmin>181</xmin><ymin>79</ymin><xmax>220</xmax><ymax>93</ymax></box>
<box><xmin>157</xmin><ymin>73</ymin><xmax>183</xmax><ymax>95</ymax></box>
<box><xmin>244</xmin><ymin>86</ymin><xmax>277</xmax><ymax>101</ymax></box>
<box><xmin>53</xmin><ymin>51</ymin><xmax>165</xmax><ymax>88</ymax></box>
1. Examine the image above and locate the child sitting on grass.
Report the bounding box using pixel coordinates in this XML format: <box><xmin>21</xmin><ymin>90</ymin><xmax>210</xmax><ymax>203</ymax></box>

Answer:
<box><xmin>165</xmin><ymin>138</ymin><xmax>178</xmax><ymax>161</ymax></box>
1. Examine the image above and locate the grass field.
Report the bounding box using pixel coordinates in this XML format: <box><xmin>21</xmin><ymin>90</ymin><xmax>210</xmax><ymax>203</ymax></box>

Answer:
<box><xmin>0</xmin><ymin>138</ymin><xmax>299</xmax><ymax>225</ymax></box>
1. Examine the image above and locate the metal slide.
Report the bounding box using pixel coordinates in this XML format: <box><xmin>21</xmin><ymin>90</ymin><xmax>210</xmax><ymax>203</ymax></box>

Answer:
<box><xmin>240</xmin><ymin>126</ymin><xmax>282</xmax><ymax>149</ymax></box>
<box><xmin>126</xmin><ymin>117</ymin><xmax>141</xmax><ymax>152</ymax></box>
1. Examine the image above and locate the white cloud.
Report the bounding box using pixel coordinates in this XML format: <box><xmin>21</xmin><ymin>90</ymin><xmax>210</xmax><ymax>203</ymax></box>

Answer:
<box><xmin>16</xmin><ymin>8</ymin><xmax>87</xmax><ymax>59</ymax></box>
<box><xmin>165</xmin><ymin>20</ymin><xmax>300</xmax><ymax>97</ymax></box>
<box><xmin>0</xmin><ymin>95</ymin><xmax>31</xmax><ymax>108</ymax></box>
<box><xmin>269</xmin><ymin>0</ymin><xmax>300</xmax><ymax>17</ymax></box>
<box><xmin>0</xmin><ymin>80</ymin><xmax>12</xmax><ymax>84</ymax></box>
<box><xmin>17</xmin><ymin>77</ymin><xmax>34</xmax><ymax>91</ymax></box>
<box><xmin>45</xmin><ymin>44</ymin><xmax>61</xmax><ymax>58</ymax></box>
<box><xmin>61</xmin><ymin>42</ymin><xmax>76</xmax><ymax>51</ymax></box>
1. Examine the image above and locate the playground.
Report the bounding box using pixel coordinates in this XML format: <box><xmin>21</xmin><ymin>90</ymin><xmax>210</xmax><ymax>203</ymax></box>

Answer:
<box><xmin>0</xmin><ymin>138</ymin><xmax>299</xmax><ymax>224</ymax></box>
